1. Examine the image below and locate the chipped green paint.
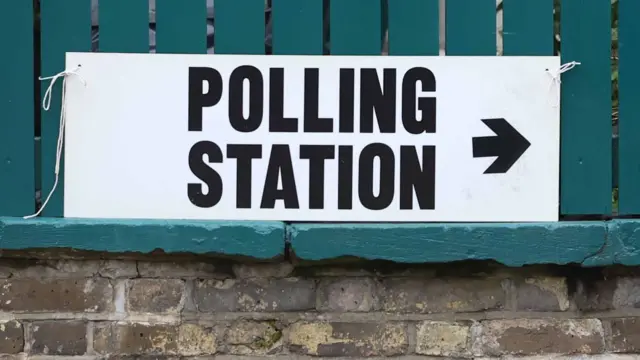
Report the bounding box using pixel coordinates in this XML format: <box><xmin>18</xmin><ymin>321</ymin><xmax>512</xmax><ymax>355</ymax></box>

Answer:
<box><xmin>0</xmin><ymin>217</ymin><xmax>284</xmax><ymax>259</ymax></box>
<box><xmin>6</xmin><ymin>219</ymin><xmax>640</xmax><ymax>266</ymax></box>
<box><xmin>583</xmin><ymin>219</ymin><xmax>640</xmax><ymax>266</ymax></box>
<box><xmin>287</xmin><ymin>222</ymin><xmax>608</xmax><ymax>266</ymax></box>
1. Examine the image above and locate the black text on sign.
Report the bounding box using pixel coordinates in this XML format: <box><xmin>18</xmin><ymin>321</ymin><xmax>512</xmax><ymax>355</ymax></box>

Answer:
<box><xmin>187</xmin><ymin>65</ymin><xmax>437</xmax><ymax>213</ymax></box>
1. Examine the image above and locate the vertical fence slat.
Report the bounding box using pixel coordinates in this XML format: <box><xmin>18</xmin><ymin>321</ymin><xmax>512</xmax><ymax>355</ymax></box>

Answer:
<box><xmin>618</xmin><ymin>0</ymin><xmax>640</xmax><ymax>215</ymax></box>
<box><xmin>560</xmin><ymin>0</ymin><xmax>612</xmax><ymax>216</ymax></box>
<box><xmin>99</xmin><ymin>0</ymin><xmax>148</xmax><ymax>52</ymax></box>
<box><xmin>445</xmin><ymin>0</ymin><xmax>495</xmax><ymax>55</ymax></box>
<box><xmin>330</xmin><ymin>0</ymin><xmax>382</xmax><ymax>55</ymax></box>
<box><xmin>40</xmin><ymin>0</ymin><xmax>91</xmax><ymax>217</ymax></box>
<box><xmin>388</xmin><ymin>0</ymin><xmax>439</xmax><ymax>55</ymax></box>
<box><xmin>156</xmin><ymin>0</ymin><xmax>207</xmax><ymax>54</ymax></box>
<box><xmin>272</xmin><ymin>0</ymin><xmax>323</xmax><ymax>55</ymax></box>
<box><xmin>214</xmin><ymin>0</ymin><xmax>265</xmax><ymax>54</ymax></box>
<box><xmin>0</xmin><ymin>1</ymin><xmax>34</xmax><ymax>216</ymax></box>
<box><xmin>502</xmin><ymin>0</ymin><xmax>554</xmax><ymax>55</ymax></box>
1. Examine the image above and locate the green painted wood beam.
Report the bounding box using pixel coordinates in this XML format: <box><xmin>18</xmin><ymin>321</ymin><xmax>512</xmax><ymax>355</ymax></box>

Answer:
<box><xmin>7</xmin><ymin>218</ymin><xmax>640</xmax><ymax>267</ymax></box>
<box><xmin>585</xmin><ymin>219</ymin><xmax>640</xmax><ymax>267</ymax></box>
<box><xmin>0</xmin><ymin>218</ymin><xmax>284</xmax><ymax>259</ymax></box>
<box><xmin>288</xmin><ymin>222</ymin><xmax>608</xmax><ymax>267</ymax></box>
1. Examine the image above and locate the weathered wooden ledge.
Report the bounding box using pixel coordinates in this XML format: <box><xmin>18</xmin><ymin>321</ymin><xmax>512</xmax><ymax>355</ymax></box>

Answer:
<box><xmin>582</xmin><ymin>219</ymin><xmax>640</xmax><ymax>267</ymax></box>
<box><xmin>4</xmin><ymin>217</ymin><xmax>640</xmax><ymax>266</ymax></box>
<box><xmin>288</xmin><ymin>222</ymin><xmax>608</xmax><ymax>266</ymax></box>
<box><xmin>0</xmin><ymin>217</ymin><xmax>285</xmax><ymax>259</ymax></box>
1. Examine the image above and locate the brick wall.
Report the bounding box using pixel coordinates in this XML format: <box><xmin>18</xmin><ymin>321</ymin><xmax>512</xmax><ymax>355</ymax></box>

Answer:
<box><xmin>0</xmin><ymin>257</ymin><xmax>639</xmax><ymax>359</ymax></box>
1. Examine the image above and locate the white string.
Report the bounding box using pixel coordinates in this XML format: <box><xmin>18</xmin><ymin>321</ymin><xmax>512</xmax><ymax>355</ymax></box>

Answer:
<box><xmin>546</xmin><ymin>61</ymin><xmax>581</xmax><ymax>108</ymax></box>
<box><xmin>24</xmin><ymin>66</ymin><xmax>86</xmax><ymax>219</ymax></box>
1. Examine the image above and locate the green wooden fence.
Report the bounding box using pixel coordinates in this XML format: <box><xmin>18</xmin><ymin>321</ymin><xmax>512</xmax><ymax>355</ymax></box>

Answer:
<box><xmin>0</xmin><ymin>0</ymin><xmax>633</xmax><ymax>265</ymax></box>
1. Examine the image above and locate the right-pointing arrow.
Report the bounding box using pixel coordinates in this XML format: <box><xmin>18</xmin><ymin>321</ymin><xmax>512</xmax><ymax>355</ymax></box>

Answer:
<box><xmin>472</xmin><ymin>118</ymin><xmax>531</xmax><ymax>174</ymax></box>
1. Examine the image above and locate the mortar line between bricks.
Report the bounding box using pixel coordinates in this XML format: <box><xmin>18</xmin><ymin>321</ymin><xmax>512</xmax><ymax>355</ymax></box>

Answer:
<box><xmin>172</xmin><ymin>310</ymin><xmax>640</xmax><ymax>322</ymax></box>
<box><xmin>203</xmin><ymin>357</ymin><xmax>514</xmax><ymax>360</ymax></box>
<box><xmin>21</xmin><ymin>357</ymin><xmax>634</xmax><ymax>360</ymax></box>
<box><xmin>86</xmin><ymin>321</ymin><xmax>94</xmax><ymax>355</ymax></box>
<box><xmin>27</xmin><ymin>356</ymin><xmax>99</xmax><ymax>360</ymax></box>
<box><xmin>7</xmin><ymin>310</ymin><xmax>640</xmax><ymax>322</ymax></box>
<box><xmin>12</xmin><ymin>357</ymin><xmax>537</xmax><ymax>360</ymax></box>
<box><xmin>22</xmin><ymin>321</ymin><xmax>32</xmax><ymax>354</ymax></box>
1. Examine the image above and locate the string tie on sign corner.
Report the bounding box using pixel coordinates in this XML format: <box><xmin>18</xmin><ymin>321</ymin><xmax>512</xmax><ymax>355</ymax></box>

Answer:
<box><xmin>23</xmin><ymin>65</ymin><xmax>87</xmax><ymax>220</ymax></box>
<box><xmin>546</xmin><ymin>60</ymin><xmax>581</xmax><ymax>108</ymax></box>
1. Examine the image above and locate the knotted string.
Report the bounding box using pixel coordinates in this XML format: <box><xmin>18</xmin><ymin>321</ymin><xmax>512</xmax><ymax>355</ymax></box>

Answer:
<box><xmin>546</xmin><ymin>61</ymin><xmax>581</xmax><ymax>108</ymax></box>
<box><xmin>24</xmin><ymin>66</ymin><xmax>86</xmax><ymax>219</ymax></box>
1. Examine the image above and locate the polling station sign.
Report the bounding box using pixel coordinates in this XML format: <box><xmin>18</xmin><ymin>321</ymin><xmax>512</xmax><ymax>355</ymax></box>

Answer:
<box><xmin>62</xmin><ymin>53</ymin><xmax>560</xmax><ymax>222</ymax></box>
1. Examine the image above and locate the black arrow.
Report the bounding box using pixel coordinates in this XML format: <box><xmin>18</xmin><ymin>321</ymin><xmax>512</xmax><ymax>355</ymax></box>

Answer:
<box><xmin>472</xmin><ymin>118</ymin><xmax>531</xmax><ymax>174</ymax></box>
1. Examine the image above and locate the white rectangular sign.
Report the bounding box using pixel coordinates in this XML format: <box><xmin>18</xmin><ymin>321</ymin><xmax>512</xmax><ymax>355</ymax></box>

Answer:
<box><xmin>63</xmin><ymin>53</ymin><xmax>560</xmax><ymax>222</ymax></box>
